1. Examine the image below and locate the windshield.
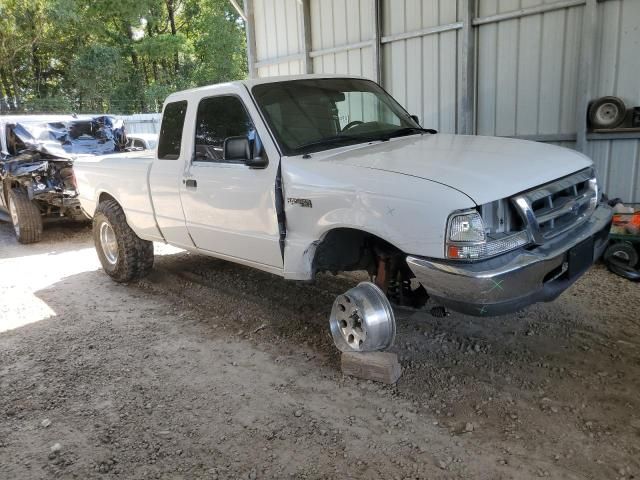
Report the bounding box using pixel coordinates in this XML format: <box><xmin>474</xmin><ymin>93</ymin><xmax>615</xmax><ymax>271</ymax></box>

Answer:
<box><xmin>251</xmin><ymin>78</ymin><xmax>423</xmax><ymax>155</ymax></box>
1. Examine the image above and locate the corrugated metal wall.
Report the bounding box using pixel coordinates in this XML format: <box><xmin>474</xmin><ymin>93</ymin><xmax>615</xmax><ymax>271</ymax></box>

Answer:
<box><xmin>254</xmin><ymin>0</ymin><xmax>303</xmax><ymax>77</ymax></box>
<box><xmin>588</xmin><ymin>0</ymin><xmax>640</xmax><ymax>203</ymax></box>
<box><xmin>309</xmin><ymin>1</ymin><xmax>376</xmax><ymax>78</ymax></box>
<box><xmin>249</xmin><ymin>0</ymin><xmax>640</xmax><ymax>202</ymax></box>
<box><xmin>382</xmin><ymin>0</ymin><xmax>460</xmax><ymax>133</ymax></box>
<box><xmin>476</xmin><ymin>0</ymin><xmax>583</xmax><ymax>138</ymax></box>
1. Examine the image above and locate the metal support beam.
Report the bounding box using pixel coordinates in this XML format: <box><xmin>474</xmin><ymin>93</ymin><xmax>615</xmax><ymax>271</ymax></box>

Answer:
<box><xmin>255</xmin><ymin>53</ymin><xmax>305</xmax><ymax>69</ymax></box>
<box><xmin>372</xmin><ymin>0</ymin><xmax>382</xmax><ymax>83</ymax></box>
<box><xmin>458</xmin><ymin>0</ymin><xmax>476</xmax><ymax>135</ymax></box>
<box><xmin>243</xmin><ymin>0</ymin><xmax>258</xmax><ymax>78</ymax></box>
<box><xmin>576</xmin><ymin>0</ymin><xmax>597</xmax><ymax>152</ymax></box>
<box><xmin>380</xmin><ymin>22</ymin><xmax>463</xmax><ymax>44</ymax></box>
<box><xmin>472</xmin><ymin>0</ymin><xmax>586</xmax><ymax>26</ymax></box>
<box><xmin>309</xmin><ymin>40</ymin><xmax>374</xmax><ymax>58</ymax></box>
<box><xmin>229</xmin><ymin>0</ymin><xmax>247</xmax><ymax>22</ymax></box>
<box><xmin>300</xmin><ymin>0</ymin><xmax>313</xmax><ymax>74</ymax></box>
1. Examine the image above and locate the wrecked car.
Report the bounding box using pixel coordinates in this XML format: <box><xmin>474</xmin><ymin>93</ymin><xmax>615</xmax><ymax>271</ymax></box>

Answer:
<box><xmin>0</xmin><ymin>115</ymin><xmax>129</xmax><ymax>244</ymax></box>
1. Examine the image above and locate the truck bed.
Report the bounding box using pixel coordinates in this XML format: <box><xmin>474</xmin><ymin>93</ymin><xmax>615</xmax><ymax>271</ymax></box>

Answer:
<box><xmin>74</xmin><ymin>151</ymin><xmax>163</xmax><ymax>241</ymax></box>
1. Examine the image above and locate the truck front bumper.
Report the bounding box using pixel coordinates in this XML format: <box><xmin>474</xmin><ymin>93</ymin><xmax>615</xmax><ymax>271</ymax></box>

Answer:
<box><xmin>406</xmin><ymin>204</ymin><xmax>612</xmax><ymax>316</ymax></box>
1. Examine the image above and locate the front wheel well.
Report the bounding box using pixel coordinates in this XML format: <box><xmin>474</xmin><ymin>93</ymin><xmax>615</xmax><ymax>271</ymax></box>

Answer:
<box><xmin>312</xmin><ymin>228</ymin><xmax>429</xmax><ymax>308</ymax></box>
<box><xmin>312</xmin><ymin>228</ymin><xmax>402</xmax><ymax>276</ymax></box>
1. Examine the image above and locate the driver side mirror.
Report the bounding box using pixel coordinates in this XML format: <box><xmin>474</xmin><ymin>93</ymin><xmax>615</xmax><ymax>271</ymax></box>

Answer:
<box><xmin>410</xmin><ymin>115</ymin><xmax>421</xmax><ymax>126</ymax></box>
<box><xmin>223</xmin><ymin>136</ymin><xmax>268</xmax><ymax>169</ymax></box>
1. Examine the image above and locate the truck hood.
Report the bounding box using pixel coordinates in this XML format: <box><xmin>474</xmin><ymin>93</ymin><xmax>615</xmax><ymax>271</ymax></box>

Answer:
<box><xmin>312</xmin><ymin>134</ymin><xmax>592</xmax><ymax>205</ymax></box>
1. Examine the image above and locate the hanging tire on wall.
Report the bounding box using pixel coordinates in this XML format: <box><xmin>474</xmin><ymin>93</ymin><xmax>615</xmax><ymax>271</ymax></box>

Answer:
<box><xmin>93</xmin><ymin>199</ymin><xmax>154</xmax><ymax>282</ymax></box>
<box><xmin>588</xmin><ymin>96</ymin><xmax>627</xmax><ymax>129</ymax></box>
<box><xmin>8</xmin><ymin>188</ymin><xmax>43</xmax><ymax>244</ymax></box>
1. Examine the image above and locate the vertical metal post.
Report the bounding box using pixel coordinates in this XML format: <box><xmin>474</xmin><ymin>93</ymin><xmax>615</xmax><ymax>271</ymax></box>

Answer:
<box><xmin>300</xmin><ymin>0</ymin><xmax>313</xmax><ymax>74</ymax></box>
<box><xmin>229</xmin><ymin>0</ymin><xmax>247</xmax><ymax>21</ymax></box>
<box><xmin>372</xmin><ymin>0</ymin><xmax>382</xmax><ymax>83</ymax></box>
<box><xmin>576</xmin><ymin>0</ymin><xmax>597</xmax><ymax>152</ymax></box>
<box><xmin>243</xmin><ymin>0</ymin><xmax>258</xmax><ymax>79</ymax></box>
<box><xmin>458</xmin><ymin>0</ymin><xmax>476</xmax><ymax>135</ymax></box>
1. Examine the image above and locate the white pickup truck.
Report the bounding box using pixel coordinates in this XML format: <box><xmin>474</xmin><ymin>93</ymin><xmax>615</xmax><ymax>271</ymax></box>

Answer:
<box><xmin>75</xmin><ymin>75</ymin><xmax>612</xmax><ymax>352</ymax></box>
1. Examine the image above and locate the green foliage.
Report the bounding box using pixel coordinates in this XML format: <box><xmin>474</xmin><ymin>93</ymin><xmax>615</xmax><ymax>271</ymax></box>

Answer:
<box><xmin>0</xmin><ymin>0</ymin><xmax>247</xmax><ymax>114</ymax></box>
<box><xmin>134</xmin><ymin>34</ymin><xmax>188</xmax><ymax>61</ymax></box>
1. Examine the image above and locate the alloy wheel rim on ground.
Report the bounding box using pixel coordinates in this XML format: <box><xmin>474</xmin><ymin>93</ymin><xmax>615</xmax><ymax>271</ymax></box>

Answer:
<box><xmin>99</xmin><ymin>221</ymin><xmax>119</xmax><ymax>265</ymax></box>
<box><xmin>329</xmin><ymin>282</ymin><xmax>396</xmax><ymax>352</ymax></box>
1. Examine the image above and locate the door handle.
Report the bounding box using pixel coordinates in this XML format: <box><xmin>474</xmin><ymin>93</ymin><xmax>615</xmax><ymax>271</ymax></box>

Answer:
<box><xmin>185</xmin><ymin>179</ymin><xmax>197</xmax><ymax>188</ymax></box>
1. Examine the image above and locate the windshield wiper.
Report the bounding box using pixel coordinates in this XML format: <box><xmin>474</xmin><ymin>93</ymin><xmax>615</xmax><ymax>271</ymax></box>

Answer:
<box><xmin>294</xmin><ymin>134</ymin><xmax>365</xmax><ymax>153</ymax></box>
<box><xmin>294</xmin><ymin>127</ymin><xmax>437</xmax><ymax>155</ymax></box>
<box><xmin>380</xmin><ymin>127</ymin><xmax>436</xmax><ymax>140</ymax></box>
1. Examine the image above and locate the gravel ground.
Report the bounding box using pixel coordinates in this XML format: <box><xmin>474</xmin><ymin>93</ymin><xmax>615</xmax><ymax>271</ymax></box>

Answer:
<box><xmin>0</xmin><ymin>220</ymin><xmax>639</xmax><ymax>480</ymax></box>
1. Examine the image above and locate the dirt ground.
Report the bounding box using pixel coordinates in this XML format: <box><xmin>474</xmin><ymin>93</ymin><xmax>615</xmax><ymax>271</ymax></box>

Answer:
<box><xmin>1</xmin><ymin>221</ymin><xmax>639</xmax><ymax>480</ymax></box>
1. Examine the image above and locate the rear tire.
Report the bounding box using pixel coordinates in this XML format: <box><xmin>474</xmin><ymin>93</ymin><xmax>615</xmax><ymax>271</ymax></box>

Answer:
<box><xmin>93</xmin><ymin>199</ymin><xmax>154</xmax><ymax>282</ymax></box>
<box><xmin>8</xmin><ymin>188</ymin><xmax>43</xmax><ymax>244</ymax></box>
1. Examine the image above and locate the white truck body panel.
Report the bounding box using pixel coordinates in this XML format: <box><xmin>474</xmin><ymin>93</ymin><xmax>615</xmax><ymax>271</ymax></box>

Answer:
<box><xmin>74</xmin><ymin>151</ymin><xmax>162</xmax><ymax>241</ymax></box>
<box><xmin>304</xmin><ymin>133</ymin><xmax>592</xmax><ymax>206</ymax></box>
<box><xmin>280</xmin><ymin>155</ymin><xmax>474</xmax><ymax>279</ymax></box>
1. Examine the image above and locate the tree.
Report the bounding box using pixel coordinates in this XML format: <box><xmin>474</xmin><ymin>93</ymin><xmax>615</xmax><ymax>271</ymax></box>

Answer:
<box><xmin>0</xmin><ymin>0</ymin><xmax>248</xmax><ymax>114</ymax></box>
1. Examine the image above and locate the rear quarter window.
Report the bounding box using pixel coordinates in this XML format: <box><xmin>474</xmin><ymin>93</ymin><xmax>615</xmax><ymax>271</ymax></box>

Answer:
<box><xmin>158</xmin><ymin>101</ymin><xmax>188</xmax><ymax>160</ymax></box>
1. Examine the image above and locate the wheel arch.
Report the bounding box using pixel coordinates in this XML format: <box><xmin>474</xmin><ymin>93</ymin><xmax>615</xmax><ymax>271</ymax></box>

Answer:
<box><xmin>92</xmin><ymin>190</ymin><xmax>131</xmax><ymax>228</ymax></box>
<box><xmin>3</xmin><ymin>178</ymin><xmax>25</xmax><ymax>204</ymax></box>
<box><xmin>311</xmin><ymin>226</ymin><xmax>405</xmax><ymax>276</ymax></box>
<box><xmin>98</xmin><ymin>191</ymin><xmax>119</xmax><ymax>206</ymax></box>
<box><xmin>95</xmin><ymin>190</ymin><xmax>126</xmax><ymax>220</ymax></box>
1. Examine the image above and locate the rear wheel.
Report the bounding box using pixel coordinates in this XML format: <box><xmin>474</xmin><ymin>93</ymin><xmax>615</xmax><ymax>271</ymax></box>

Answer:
<box><xmin>8</xmin><ymin>188</ymin><xmax>43</xmax><ymax>244</ymax></box>
<box><xmin>93</xmin><ymin>200</ymin><xmax>154</xmax><ymax>282</ymax></box>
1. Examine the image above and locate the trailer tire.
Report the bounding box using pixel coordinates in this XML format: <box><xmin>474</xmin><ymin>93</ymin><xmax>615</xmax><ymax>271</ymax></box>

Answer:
<box><xmin>604</xmin><ymin>242</ymin><xmax>638</xmax><ymax>269</ymax></box>
<box><xmin>8</xmin><ymin>188</ymin><xmax>43</xmax><ymax>244</ymax></box>
<box><xmin>93</xmin><ymin>199</ymin><xmax>154</xmax><ymax>282</ymax></box>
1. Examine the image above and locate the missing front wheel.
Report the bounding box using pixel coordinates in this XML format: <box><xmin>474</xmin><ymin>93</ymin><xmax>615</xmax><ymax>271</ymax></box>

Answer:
<box><xmin>373</xmin><ymin>253</ymin><xmax>429</xmax><ymax>308</ymax></box>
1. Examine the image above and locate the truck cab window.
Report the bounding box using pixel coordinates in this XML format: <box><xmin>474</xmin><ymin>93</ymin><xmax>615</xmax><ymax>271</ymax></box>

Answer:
<box><xmin>158</xmin><ymin>101</ymin><xmax>187</xmax><ymax>160</ymax></box>
<box><xmin>195</xmin><ymin>96</ymin><xmax>255</xmax><ymax>162</ymax></box>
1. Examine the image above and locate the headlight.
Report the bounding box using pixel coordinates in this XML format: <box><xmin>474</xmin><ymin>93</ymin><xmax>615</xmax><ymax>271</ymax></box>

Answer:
<box><xmin>447</xmin><ymin>211</ymin><xmax>485</xmax><ymax>242</ymax></box>
<box><xmin>446</xmin><ymin>210</ymin><xmax>530</xmax><ymax>260</ymax></box>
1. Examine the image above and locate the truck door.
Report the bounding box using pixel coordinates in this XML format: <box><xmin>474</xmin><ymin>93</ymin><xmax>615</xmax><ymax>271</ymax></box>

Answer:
<box><xmin>179</xmin><ymin>89</ymin><xmax>283</xmax><ymax>270</ymax></box>
<box><xmin>148</xmin><ymin>100</ymin><xmax>194</xmax><ymax>249</ymax></box>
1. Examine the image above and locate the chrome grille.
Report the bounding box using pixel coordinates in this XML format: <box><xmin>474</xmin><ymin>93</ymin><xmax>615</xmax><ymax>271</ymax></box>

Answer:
<box><xmin>512</xmin><ymin>169</ymin><xmax>598</xmax><ymax>245</ymax></box>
